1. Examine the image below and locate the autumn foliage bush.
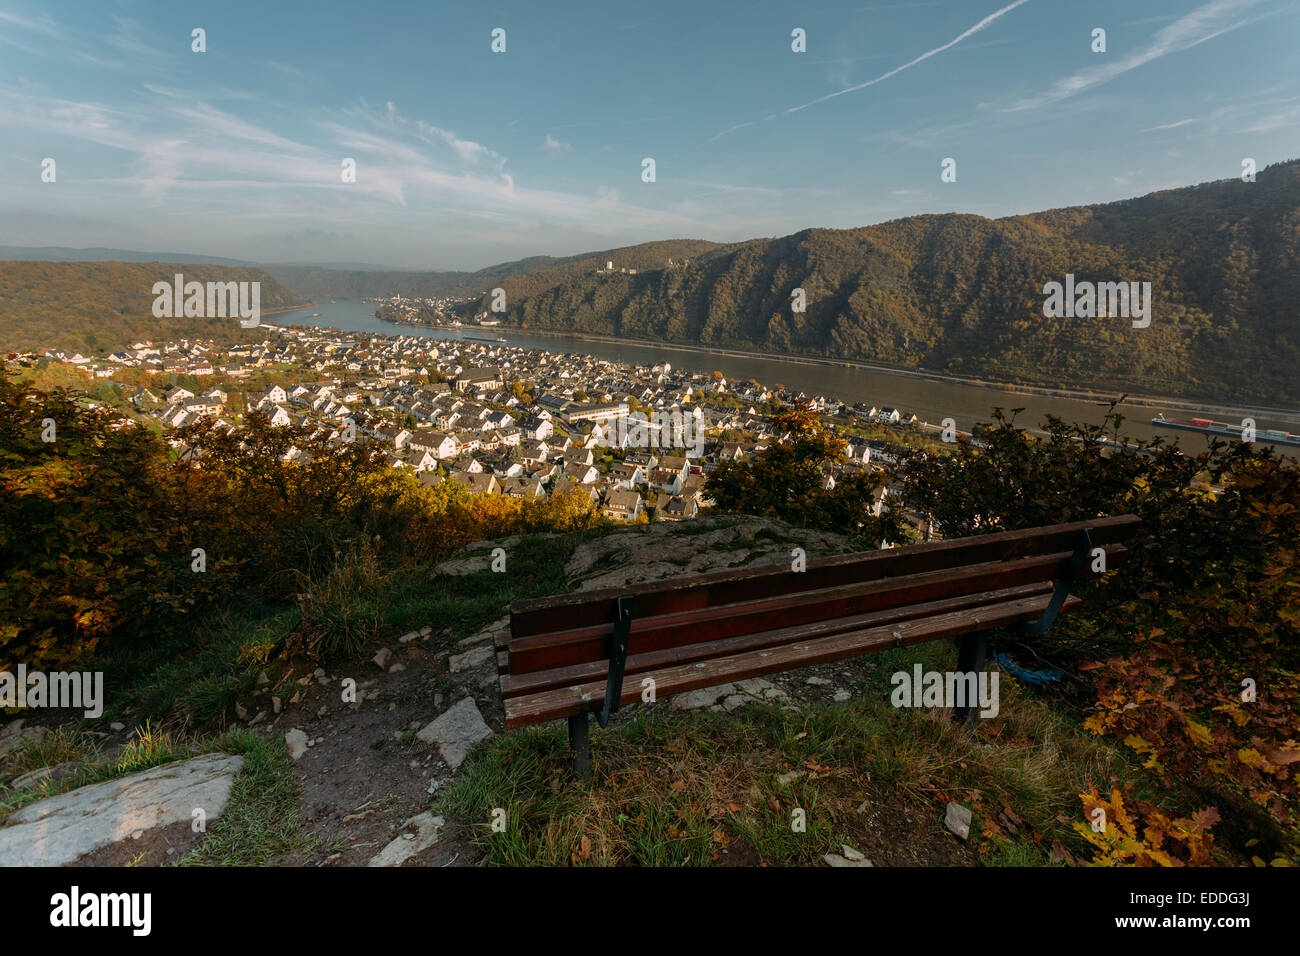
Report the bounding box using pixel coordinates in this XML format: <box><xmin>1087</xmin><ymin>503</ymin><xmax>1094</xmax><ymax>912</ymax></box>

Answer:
<box><xmin>900</xmin><ymin>406</ymin><xmax>1299</xmax><ymax>862</ymax></box>
<box><xmin>707</xmin><ymin>407</ymin><xmax>908</xmax><ymax>545</ymax></box>
<box><xmin>0</xmin><ymin>372</ymin><xmax>598</xmax><ymax>672</ymax></box>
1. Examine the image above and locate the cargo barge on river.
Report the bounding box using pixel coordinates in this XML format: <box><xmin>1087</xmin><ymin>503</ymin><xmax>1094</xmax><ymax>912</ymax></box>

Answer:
<box><xmin>1151</xmin><ymin>416</ymin><xmax>1300</xmax><ymax>447</ymax></box>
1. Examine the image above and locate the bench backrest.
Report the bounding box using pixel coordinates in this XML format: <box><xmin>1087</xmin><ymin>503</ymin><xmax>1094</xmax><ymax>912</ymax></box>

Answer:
<box><xmin>504</xmin><ymin>514</ymin><xmax>1139</xmax><ymax>675</ymax></box>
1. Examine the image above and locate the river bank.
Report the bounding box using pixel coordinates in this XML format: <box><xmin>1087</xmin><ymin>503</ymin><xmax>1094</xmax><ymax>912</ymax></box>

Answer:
<box><xmin>276</xmin><ymin>300</ymin><xmax>1299</xmax><ymax>445</ymax></box>
<box><xmin>374</xmin><ymin>315</ymin><xmax>1300</xmax><ymax>422</ymax></box>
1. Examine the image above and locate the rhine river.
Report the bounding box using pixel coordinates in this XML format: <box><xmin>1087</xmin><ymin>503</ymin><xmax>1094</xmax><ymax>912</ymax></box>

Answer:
<box><xmin>279</xmin><ymin>300</ymin><xmax>1300</xmax><ymax>449</ymax></box>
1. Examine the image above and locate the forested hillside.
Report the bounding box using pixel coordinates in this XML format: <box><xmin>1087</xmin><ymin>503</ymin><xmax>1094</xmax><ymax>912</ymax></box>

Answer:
<box><xmin>471</xmin><ymin>161</ymin><xmax>1300</xmax><ymax>404</ymax></box>
<box><xmin>266</xmin><ymin>239</ymin><xmax>722</xmax><ymax>301</ymax></box>
<box><xmin>0</xmin><ymin>261</ymin><xmax>310</xmax><ymax>353</ymax></box>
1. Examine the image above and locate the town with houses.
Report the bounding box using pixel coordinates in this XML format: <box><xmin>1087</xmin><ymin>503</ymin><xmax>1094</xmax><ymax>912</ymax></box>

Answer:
<box><xmin>17</xmin><ymin>323</ymin><xmax>943</xmax><ymax>528</ymax></box>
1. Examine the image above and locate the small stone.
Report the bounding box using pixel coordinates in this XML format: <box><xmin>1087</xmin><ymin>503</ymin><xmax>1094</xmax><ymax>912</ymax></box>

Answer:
<box><xmin>256</xmin><ymin>671</ymin><xmax>270</xmax><ymax>686</ymax></box>
<box><xmin>368</xmin><ymin>812</ymin><xmax>445</xmax><ymax>867</ymax></box>
<box><xmin>670</xmin><ymin>684</ymin><xmax>735</xmax><ymax>711</ymax></box>
<box><xmin>313</xmin><ymin>668</ymin><xmax>325</xmax><ymax>678</ymax></box>
<box><xmin>109</xmin><ymin>722</ymin><xmax>126</xmax><ymax>732</ymax></box>
<box><xmin>833</xmin><ymin>689</ymin><xmax>852</xmax><ymax>702</ymax></box>
<box><xmin>398</xmin><ymin>631</ymin><xmax>420</xmax><ymax>644</ymax></box>
<box><xmin>722</xmin><ymin>695</ymin><xmax>749</xmax><ymax>712</ymax></box>
<box><xmin>272</xmin><ymin>696</ymin><xmax>282</xmax><ymax>714</ymax></box>
<box><xmin>776</xmin><ymin>770</ymin><xmax>804</xmax><ymax>787</ymax></box>
<box><xmin>284</xmin><ymin>729</ymin><xmax>309</xmax><ymax>761</ymax></box>
<box><xmin>448</xmin><ymin>645</ymin><xmax>493</xmax><ymax>673</ymax></box>
<box><xmin>416</xmin><ymin>698</ymin><xmax>493</xmax><ymax>769</ymax></box>
<box><xmin>842</xmin><ymin>844</ymin><xmax>865</xmax><ymax>861</ymax></box>
<box><xmin>944</xmin><ymin>801</ymin><xmax>973</xmax><ymax>841</ymax></box>
<box><xmin>419</xmin><ymin>626</ymin><xmax>433</xmax><ymax>636</ymax></box>
<box><xmin>317</xmin><ymin>705</ymin><xmax>328</xmax><ymax>717</ymax></box>
<box><xmin>388</xmin><ymin>663</ymin><xmax>406</xmax><ymax>674</ymax></box>
<box><xmin>823</xmin><ymin>852</ymin><xmax>872</xmax><ymax>867</ymax></box>
<box><xmin>234</xmin><ymin>701</ymin><xmax>248</xmax><ymax>720</ymax></box>
<box><xmin>805</xmin><ymin>676</ymin><xmax>832</xmax><ymax>686</ymax></box>
<box><xmin>12</xmin><ymin>761</ymin><xmax>77</xmax><ymax>790</ymax></box>
<box><xmin>372</xmin><ymin>648</ymin><xmax>393</xmax><ymax>669</ymax></box>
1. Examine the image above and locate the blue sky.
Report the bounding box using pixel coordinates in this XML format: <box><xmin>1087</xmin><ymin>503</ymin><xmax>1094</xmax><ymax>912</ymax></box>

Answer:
<box><xmin>2</xmin><ymin>0</ymin><xmax>1298</xmax><ymax>269</ymax></box>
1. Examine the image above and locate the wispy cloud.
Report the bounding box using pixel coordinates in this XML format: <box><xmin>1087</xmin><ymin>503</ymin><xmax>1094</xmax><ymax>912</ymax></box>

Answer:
<box><xmin>677</xmin><ymin>180</ymin><xmax>784</xmax><ymax>196</ymax></box>
<box><xmin>0</xmin><ymin>82</ymin><xmax>730</xmax><ymax>237</ymax></box>
<box><xmin>1003</xmin><ymin>0</ymin><xmax>1272</xmax><ymax>112</ymax></box>
<box><xmin>1136</xmin><ymin>90</ymin><xmax>1300</xmax><ymax>139</ymax></box>
<box><xmin>707</xmin><ymin>120</ymin><xmax>754</xmax><ymax>143</ymax></box>
<box><xmin>1239</xmin><ymin>97</ymin><xmax>1300</xmax><ymax>132</ymax></box>
<box><xmin>784</xmin><ymin>0</ymin><xmax>1033</xmax><ymax>114</ymax></box>
<box><xmin>1140</xmin><ymin>118</ymin><xmax>1197</xmax><ymax>132</ymax></box>
<box><xmin>143</xmin><ymin>83</ymin><xmax>256</xmax><ymax>102</ymax></box>
<box><xmin>542</xmin><ymin>133</ymin><xmax>572</xmax><ymax>152</ymax></box>
<box><xmin>0</xmin><ymin>9</ymin><xmax>60</xmax><ymax>36</ymax></box>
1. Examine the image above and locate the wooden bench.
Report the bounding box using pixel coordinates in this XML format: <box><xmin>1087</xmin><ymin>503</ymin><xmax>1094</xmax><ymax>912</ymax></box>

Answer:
<box><xmin>494</xmin><ymin>515</ymin><xmax>1140</xmax><ymax>776</ymax></box>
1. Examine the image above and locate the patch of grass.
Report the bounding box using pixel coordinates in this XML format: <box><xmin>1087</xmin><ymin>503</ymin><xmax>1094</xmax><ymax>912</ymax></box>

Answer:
<box><xmin>105</xmin><ymin>604</ymin><xmax>293</xmax><ymax>727</ymax></box>
<box><xmin>0</xmin><ymin>725</ymin><xmax>97</xmax><ymax>787</ymax></box>
<box><xmin>104</xmin><ymin>530</ymin><xmax>588</xmax><ymax>730</ymax></box>
<box><xmin>0</xmin><ymin>722</ymin><xmax>200</xmax><ymax>821</ymax></box>
<box><xmin>439</xmin><ymin>643</ymin><xmax>1137</xmax><ymax>867</ymax></box>
<box><xmin>179</xmin><ymin>729</ymin><xmax>309</xmax><ymax>866</ymax></box>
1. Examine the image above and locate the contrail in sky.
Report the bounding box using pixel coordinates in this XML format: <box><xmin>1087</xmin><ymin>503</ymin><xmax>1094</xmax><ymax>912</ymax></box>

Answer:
<box><xmin>785</xmin><ymin>0</ymin><xmax>1034</xmax><ymax>114</ymax></box>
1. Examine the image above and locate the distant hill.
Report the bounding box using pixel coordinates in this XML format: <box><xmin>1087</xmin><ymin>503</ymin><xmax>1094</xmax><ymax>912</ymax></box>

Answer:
<box><xmin>0</xmin><ymin>261</ymin><xmax>311</xmax><ymax>353</ymax></box>
<box><xmin>264</xmin><ymin>240</ymin><xmax>723</xmax><ymax>301</ymax></box>
<box><xmin>0</xmin><ymin>246</ymin><xmax>257</xmax><ymax>267</ymax></box>
<box><xmin>0</xmin><ymin>247</ymin><xmax>414</xmax><ymax>273</ymax></box>
<box><xmin>466</xmin><ymin>161</ymin><xmax>1300</xmax><ymax>405</ymax></box>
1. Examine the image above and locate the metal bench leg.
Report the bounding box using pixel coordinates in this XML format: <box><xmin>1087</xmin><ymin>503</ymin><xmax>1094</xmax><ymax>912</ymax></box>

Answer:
<box><xmin>568</xmin><ymin>712</ymin><xmax>592</xmax><ymax>779</ymax></box>
<box><xmin>953</xmin><ymin>630</ymin><xmax>989</xmax><ymax>728</ymax></box>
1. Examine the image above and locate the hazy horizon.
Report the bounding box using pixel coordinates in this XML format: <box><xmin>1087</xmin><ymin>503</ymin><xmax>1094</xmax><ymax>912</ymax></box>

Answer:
<box><xmin>5</xmin><ymin>158</ymin><xmax>1298</xmax><ymax>275</ymax></box>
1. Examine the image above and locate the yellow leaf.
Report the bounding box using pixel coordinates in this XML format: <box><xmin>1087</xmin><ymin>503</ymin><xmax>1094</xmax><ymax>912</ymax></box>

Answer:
<box><xmin>1184</xmin><ymin>719</ymin><xmax>1213</xmax><ymax>748</ymax></box>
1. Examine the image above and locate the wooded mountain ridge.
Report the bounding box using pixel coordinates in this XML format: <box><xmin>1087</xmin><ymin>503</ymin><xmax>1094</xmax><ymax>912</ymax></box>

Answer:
<box><xmin>465</xmin><ymin>161</ymin><xmax>1300</xmax><ymax>405</ymax></box>
<box><xmin>0</xmin><ymin>262</ymin><xmax>309</xmax><ymax>354</ymax></box>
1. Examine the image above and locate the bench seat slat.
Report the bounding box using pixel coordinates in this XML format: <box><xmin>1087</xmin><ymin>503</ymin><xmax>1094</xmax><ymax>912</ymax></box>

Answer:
<box><xmin>500</xmin><ymin>580</ymin><xmax>1055</xmax><ymax>700</ymax></box>
<box><xmin>509</xmin><ymin>514</ymin><xmax>1139</xmax><ymax>638</ymax></box>
<box><xmin>503</xmin><ymin>591</ymin><xmax>1079</xmax><ymax>728</ymax></box>
<box><xmin>506</xmin><ymin>544</ymin><xmax>1127</xmax><ymax>674</ymax></box>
